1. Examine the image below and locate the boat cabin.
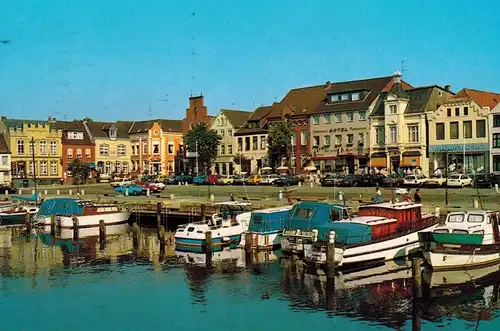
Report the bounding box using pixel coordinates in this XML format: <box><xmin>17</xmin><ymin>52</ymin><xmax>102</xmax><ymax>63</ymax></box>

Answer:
<box><xmin>210</xmin><ymin>202</ymin><xmax>252</xmax><ymax>227</ymax></box>
<box><xmin>285</xmin><ymin>201</ymin><xmax>352</xmax><ymax>232</ymax></box>
<box><xmin>248</xmin><ymin>206</ymin><xmax>292</xmax><ymax>233</ymax></box>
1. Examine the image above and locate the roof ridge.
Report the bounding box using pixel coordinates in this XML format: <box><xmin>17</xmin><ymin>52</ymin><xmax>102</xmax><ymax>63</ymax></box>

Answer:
<box><xmin>464</xmin><ymin>87</ymin><xmax>500</xmax><ymax>96</ymax></box>
<box><xmin>288</xmin><ymin>84</ymin><xmax>326</xmax><ymax>91</ymax></box>
<box><xmin>329</xmin><ymin>75</ymin><xmax>393</xmax><ymax>86</ymax></box>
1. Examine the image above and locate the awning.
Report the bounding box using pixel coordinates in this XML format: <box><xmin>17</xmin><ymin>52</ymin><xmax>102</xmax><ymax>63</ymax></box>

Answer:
<box><xmin>402</xmin><ymin>151</ymin><xmax>422</xmax><ymax>157</ymax></box>
<box><xmin>370</xmin><ymin>156</ymin><xmax>387</xmax><ymax>168</ymax></box>
<box><xmin>371</xmin><ymin>152</ymin><xmax>386</xmax><ymax>158</ymax></box>
<box><xmin>401</xmin><ymin>155</ymin><xmax>421</xmax><ymax>167</ymax></box>
<box><xmin>312</xmin><ymin>156</ymin><xmax>337</xmax><ymax>161</ymax></box>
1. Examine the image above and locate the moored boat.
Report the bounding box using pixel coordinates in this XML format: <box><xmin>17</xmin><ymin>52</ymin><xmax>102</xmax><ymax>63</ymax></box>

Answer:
<box><xmin>0</xmin><ymin>206</ymin><xmax>39</xmax><ymax>226</ymax></box>
<box><xmin>243</xmin><ymin>205</ymin><xmax>293</xmax><ymax>250</ymax></box>
<box><xmin>174</xmin><ymin>201</ymin><xmax>252</xmax><ymax>252</ymax></box>
<box><xmin>419</xmin><ymin>210</ymin><xmax>500</xmax><ymax>270</ymax></box>
<box><xmin>33</xmin><ymin>198</ymin><xmax>130</xmax><ymax>228</ymax></box>
<box><xmin>303</xmin><ymin>201</ymin><xmax>438</xmax><ymax>268</ymax></box>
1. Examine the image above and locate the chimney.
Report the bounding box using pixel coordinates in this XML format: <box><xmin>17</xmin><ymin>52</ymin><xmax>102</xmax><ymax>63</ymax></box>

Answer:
<box><xmin>48</xmin><ymin>116</ymin><xmax>52</xmax><ymax>121</ymax></box>
<box><xmin>393</xmin><ymin>71</ymin><xmax>402</xmax><ymax>84</ymax></box>
<box><xmin>1</xmin><ymin>116</ymin><xmax>6</xmax><ymax>121</ymax></box>
<box><xmin>445</xmin><ymin>85</ymin><xmax>451</xmax><ymax>92</ymax></box>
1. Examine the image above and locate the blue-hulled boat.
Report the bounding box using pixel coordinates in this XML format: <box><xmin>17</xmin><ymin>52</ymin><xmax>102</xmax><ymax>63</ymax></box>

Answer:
<box><xmin>243</xmin><ymin>205</ymin><xmax>293</xmax><ymax>250</ymax></box>
<box><xmin>280</xmin><ymin>201</ymin><xmax>352</xmax><ymax>256</ymax></box>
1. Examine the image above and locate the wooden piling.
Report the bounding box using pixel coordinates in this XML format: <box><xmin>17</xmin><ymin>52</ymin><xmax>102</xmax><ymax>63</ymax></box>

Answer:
<box><xmin>245</xmin><ymin>232</ymin><xmax>252</xmax><ymax>252</ymax></box>
<box><xmin>99</xmin><ymin>220</ymin><xmax>106</xmax><ymax>249</ymax></box>
<box><xmin>205</xmin><ymin>231</ymin><xmax>212</xmax><ymax>267</ymax></box>
<box><xmin>326</xmin><ymin>242</ymin><xmax>335</xmax><ymax>278</ymax></box>
<box><xmin>50</xmin><ymin>215</ymin><xmax>56</xmax><ymax>236</ymax></box>
<box><xmin>25</xmin><ymin>211</ymin><xmax>31</xmax><ymax>233</ymax></box>
<box><xmin>132</xmin><ymin>222</ymin><xmax>140</xmax><ymax>249</ymax></box>
<box><xmin>72</xmin><ymin>216</ymin><xmax>79</xmax><ymax>241</ymax></box>
<box><xmin>156</xmin><ymin>201</ymin><xmax>162</xmax><ymax>238</ymax></box>
<box><xmin>412</xmin><ymin>257</ymin><xmax>423</xmax><ymax>299</ymax></box>
<box><xmin>200</xmin><ymin>203</ymin><xmax>207</xmax><ymax>222</ymax></box>
<box><xmin>159</xmin><ymin>225</ymin><xmax>166</xmax><ymax>254</ymax></box>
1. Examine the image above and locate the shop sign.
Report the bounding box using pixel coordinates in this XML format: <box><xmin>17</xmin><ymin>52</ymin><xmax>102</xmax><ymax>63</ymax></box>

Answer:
<box><xmin>430</xmin><ymin>143</ymin><xmax>489</xmax><ymax>153</ymax></box>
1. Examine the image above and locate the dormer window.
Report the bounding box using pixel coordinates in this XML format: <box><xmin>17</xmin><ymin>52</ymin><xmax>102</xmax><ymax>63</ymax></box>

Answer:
<box><xmin>109</xmin><ymin>127</ymin><xmax>117</xmax><ymax>139</ymax></box>
<box><xmin>341</xmin><ymin>94</ymin><xmax>349</xmax><ymax>101</ymax></box>
<box><xmin>351</xmin><ymin>92</ymin><xmax>360</xmax><ymax>101</ymax></box>
<box><xmin>330</xmin><ymin>95</ymin><xmax>340</xmax><ymax>103</ymax></box>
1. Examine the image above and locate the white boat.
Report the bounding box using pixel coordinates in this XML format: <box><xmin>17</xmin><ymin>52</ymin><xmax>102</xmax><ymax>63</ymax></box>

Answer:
<box><xmin>174</xmin><ymin>201</ymin><xmax>252</xmax><ymax>252</ymax></box>
<box><xmin>419</xmin><ymin>210</ymin><xmax>500</xmax><ymax>271</ymax></box>
<box><xmin>301</xmin><ymin>201</ymin><xmax>438</xmax><ymax>268</ymax></box>
<box><xmin>0</xmin><ymin>201</ymin><xmax>16</xmax><ymax>213</ymax></box>
<box><xmin>242</xmin><ymin>205</ymin><xmax>293</xmax><ymax>250</ymax></box>
<box><xmin>175</xmin><ymin>248</ymin><xmax>279</xmax><ymax>267</ymax></box>
<box><xmin>0</xmin><ymin>206</ymin><xmax>39</xmax><ymax>226</ymax></box>
<box><xmin>44</xmin><ymin>223</ymin><xmax>131</xmax><ymax>240</ymax></box>
<box><xmin>33</xmin><ymin>198</ymin><xmax>130</xmax><ymax>228</ymax></box>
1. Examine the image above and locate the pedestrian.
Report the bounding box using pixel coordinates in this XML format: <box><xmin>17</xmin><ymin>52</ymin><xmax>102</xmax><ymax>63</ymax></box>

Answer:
<box><xmin>230</xmin><ymin>193</ymin><xmax>235</xmax><ymax>202</ymax></box>
<box><xmin>372</xmin><ymin>187</ymin><xmax>382</xmax><ymax>203</ymax></box>
<box><xmin>414</xmin><ymin>188</ymin><xmax>422</xmax><ymax>203</ymax></box>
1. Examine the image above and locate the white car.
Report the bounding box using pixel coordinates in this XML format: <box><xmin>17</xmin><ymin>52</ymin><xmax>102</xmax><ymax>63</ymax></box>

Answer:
<box><xmin>446</xmin><ymin>174</ymin><xmax>472</xmax><ymax>187</ymax></box>
<box><xmin>261</xmin><ymin>174</ymin><xmax>279</xmax><ymax>185</ymax></box>
<box><xmin>110</xmin><ymin>179</ymin><xmax>136</xmax><ymax>188</ymax></box>
<box><xmin>426</xmin><ymin>174</ymin><xmax>447</xmax><ymax>187</ymax></box>
<box><xmin>403</xmin><ymin>174</ymin><xmax>428</xmax><ymax>186</ymax></box>
<box><xmin>150</xmin><ymin>182</ymin><xmax>166</xmax><ymax>190</ymax></box>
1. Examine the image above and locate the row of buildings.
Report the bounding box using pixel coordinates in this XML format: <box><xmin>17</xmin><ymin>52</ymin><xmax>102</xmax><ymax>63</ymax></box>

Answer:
<box><xmin>1</xmin><ymin>71</ymin><xmax>499</xmax><ymax>186</ymax></box>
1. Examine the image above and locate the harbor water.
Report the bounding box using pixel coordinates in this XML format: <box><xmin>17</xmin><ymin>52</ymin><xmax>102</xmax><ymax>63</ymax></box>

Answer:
<box><xmin>1</xmin><ymin>226</ymin><xmax>500</xmax><ymax>330</ymax></box>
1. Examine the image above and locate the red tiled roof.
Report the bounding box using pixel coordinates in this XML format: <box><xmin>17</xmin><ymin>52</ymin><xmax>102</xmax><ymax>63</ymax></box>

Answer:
<box><xmin>448</xmin><ymin>88</ymin><xmax>500</xmax><ymax>109</ymax></box>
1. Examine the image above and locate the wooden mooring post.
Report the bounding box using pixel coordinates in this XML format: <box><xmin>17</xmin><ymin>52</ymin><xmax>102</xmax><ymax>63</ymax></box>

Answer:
<box><xmin>200</xmin><ymin>203</ymin><xmax>207</xmax><ymax>222</ymax></box>
<box><xmin>72</xmin><ymin>216</ymin><xmax>79</xmax><ymax>241</ymax></box>
<box><xmin>159</xmin><ymin>225</ymin><xmax>166</xmax><ymax>254</ymax></box>
<box><xmin>132</xmin><ymin>222</ymin><xmax>140</xmax><ymax>249</ymax></box>
<box><xmin>99</xmin><ymin>220</ymin><xmax>106</xmax><ymax>249</ymax></box>
<box><xmin>244</xmin><ymin>232</ymin><xmax>253</xmax><ymax>265</ymax></box>
<box><xmin>412</xmin><ymin>257</ymin><xmax>423</xmax><ymax>299</ymax></box>
<box><xmin>50</xmin><ymin>215</ymin><xmax>56</xmax><ymax>236</ymax></box>
<box><xmin>25</xmin><ymin>211</ymin><xmax>31</xmax><ymax>233</ymax></box>
<box><xmin>205</xmin><ymin>231</ymin><xmax>212</xmax><ymax>267</ymax></box>
<box><xmin>326</xmin><ymin>231</ymin><xmax>336</xmax><ymax>279</ymax></box>
<box><xmin>156</xmin><ymin>201</ymin><xmax>162</xmax><ymax>238</ymax></box>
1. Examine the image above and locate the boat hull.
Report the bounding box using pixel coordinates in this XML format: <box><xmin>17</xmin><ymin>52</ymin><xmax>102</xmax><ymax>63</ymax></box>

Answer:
<box><xmin>422</xmin><ymin>246</ymin><xmax>500</xmax><ymax>271</ymax></box>
<box><xmin>244</xmin><ymin>230</ymin><xmax>281</xmax><ymax>250</ymax></box>
<box><xmin>59</xmin><ymin>212</ymin><xmax>130</xmax><ymax>228</ymax></box>
<box><xmin>175</xmin><ymin>234</ymin><xmax>242</xmax><ymax>252</ymax></box>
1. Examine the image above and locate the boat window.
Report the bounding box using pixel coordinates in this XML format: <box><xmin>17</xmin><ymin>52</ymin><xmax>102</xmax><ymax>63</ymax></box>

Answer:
<box><xmin>330</xmin><ymin>208</ymin><xmax>340</xmax><ymax>221</ymax></box>
<box><xmin>452</xmin><ymin>229</ymin><xmax>468</xmax><ymax>234</ymax></box>
<box><xmin>294</xmin><ymin>208</ymin><xmax>314</xmax><ymax>218</ymax></box>
<box><xmin>448</xmin><ymin>214</ymin><xmax>464</xmax><ymax>223</ymax></box>
<box><xmin>467</xmin><ymin>214</ymin><xmax>484</xmax><ymax>223</ymax></box>
<box><xmin>473</xmin><ymin>230</ymin><xmax>484</xmax><ymax>235</ymax></box>
<box><xmin>252</xmin><ymin>215</ymin><xmax>263</xmax><ymax>225</ymax></box>
<box><xmin>187</xmin><ymin>227</ymin><xmax>195</xmax><ymax>232</ymax></box>
<box><xmin>434</xmin><ymin>229</ymin><xmax>449</xmax><ymax>233</ymax></box>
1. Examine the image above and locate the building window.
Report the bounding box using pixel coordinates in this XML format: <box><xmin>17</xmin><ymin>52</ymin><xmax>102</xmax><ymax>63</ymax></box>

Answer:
<box><xmin>324</xmin><ymin>135</ymin><xmax>331</xmax><ymax>146</ymax></box>
<box><xmin>117</xmin><ymin>144</ymin><xmax>126</xmax><ymax>156</ymax></box>
<box><xmin>39</xmin><ymin>141</ymin><xmax>47</xmax><ymax>155</ymax></box>
<box><xmin>450</xmin><ymin>122</ymin><xmax>459</xmax><ymax>139</ymax></box>
<box><xmin>347</xmin><ymin>112</ymin><xmax>354</xmax><ymax>121</ymax></box>
<box><xmin>1</xmin><ymin>156</ymin><xmax>7</xmax><ymax>165</ymax></box>
<box><xmin>323</xmin><ymin>114</ymin><xmax>330</xmax><ymax>124</ymax></box>
<box><xmin>447</xmin><ymin>108</ymin><xmax>451</xmax><ymax>117</ymax></box>
<box><xmin>168</xmin><ymin>143</ymin><xmax>174</xmax><ymax>154</ymax></box>
<box><xmin>85</xmin><ymin>148</ymin><xmax>91</xmax><ymax>158</ymax></box>
<box><xmin>455</xmin><ymin>107</ymin><xmax>460</xmax><ymax>116</ymax></box>
<box><xmin>358</xmin><ymin>133</ymin><xmax>364</xmax><ymax>145</ymax></box>
<box><xmin>245</xmin><ymin>137</ymin><xmax>250</xmax><ymax>151</ymax></box>
<box><xmin>494</xmin><ymin>115</ymin><xmax>500</xmax><ymax>128</ymax></box>
<box><xmin>493</xmin><ymin>134</ymin><xmax>500</xmax><ymax>148</ymax></box>
<box><xmin>351</xmin><ymin>92</ymin><xmax>360</xmax><ymax>101</ymax></box>
<box><xmin>109</xmin><ymin>127</ymin><xmax>117</xmax><ymax>139</ymax></box>
<box><xmin>463</xmin><ymin>121</ymin><xmax>472</xmax><ymax>139</ymax></box>
<box><xmin>50</xmin><ymin>161</ymin><xmax>58</xmax><ymax>175</ymax></box>
<box><xmin>227</xmin><ymin>129</ymin><xmax>232</xmax><ymax>137</ymax></box>
<box><xmin>476</xmin><ymin>120</ymin><xmax>486</xmax><ymax>138</ymax></box>
<box><xmin>238</xmin><ymin>138</ymin><xmax>243</xmax><ymax>151</ymax></box>
<box><xmin>436</xmin><ymin>123</ymin><xmax>445</xmax><ymax>140</ymax></box>
<box><xmin>115</xmin><ymin>161</ymin><xmax>122</xmax><ymax>174</ymax></box>
<box><xmin>335</xmin><ymin>113</ymin><xmax>341</xmax><ymax>123</ymax></box>
<box><xmin>76</xmin><ymin>148</ymin><xmax>82</xmax><ymax>158</ymax></box>
<box><xmin>389</xmin><ymin>126</ymin><xmax>397</xmax><ymax>144</ymax></box>
<box><xmin>335</xmin><ymin>135</ymin><xmax>342</xmax><ymax>145</ymax></box>
<box><xmin>29</xmin><ymin>140</ymin><xmax>34</xmax><ymax>155</ymax></box>
<box><xmin>40</xmin><ymin>160</ymin><xmax>47</xmax><ymax>175</ymax></box>
<box><xmin>375</xmin><ymin>127</ymin><xmax>385</xmax><ymax>144</ymax></box>
<box><xmin>131</xmin><ymin>145</ymin><xmax>136</xmax><ymax>155</ymax></box>
<box><xmin>67</xmin><ymin>148</ymin><xmax>73</xmax><ymax>158</ymax></box>
<box><xmin>463</xmin><ymin>107</ymin><xmax>469</xmax><ymax>116</ymax></box>
<box><xmin>359</xmin><ymin>111</ymin><xmax>366</xmax><ymax>120</ymax></box>
<box><xmin>347</xmin><ymin>134</ymin><xmax>354</xmax><ymax>145</ymax></box>
<box><xmin>494</xmin><ymin>156</ymin><xmax>500</xmax><ymax>172</ymax></box>
<box><xmin>28</xmin><ymin>161</ymin><xmax>35</xmax><ymax>176</ymax></box>
<box><xmin>341</xmin><ymin>94</ymin><xmax>349</xmax><ymax>101</ymax></box>
<box><xmin>50</xmin><ymin>141</ymin><xmax>57</xmax><ymax>155</ymax></box>
<box><xmin>220</xmin><ymin>144</ymin><xmax>225</xmax><ymax>155</ymax></box>
<box><xmin>228</xmin><ymin>144</ymin><xmax>233</xmax><ymax>154</ymax></box>
<box><xmin>312</xmin><ymin>115</ymin><xmax>319</xmax><ymax>125</ymax></box>
<box><xmin>260</xmin><ymin>136</ymin><xmax>266</xmax><ymax>150</ymax></box>
<box><xmin>100</xmin><ymin>144</ymin><xmax>109</xmax><ymax>156</ymax></box>
<box><xmin>330</xmin><ymin>95</ymin><xmax>339</xmax><ymax>103</ymax></box>
<box><xmin>17</xmin><ymin>140</ymin><xmax>24</xmax><ymax>155</ymax></box>
<box><xmin>300</xmin><ymin>131</ymin><xmax>307</xmax><ymax>146</ymax></box>
<box><xmin>122</xmin><ymin>162</ymin><xmax>129</xmax><ymax>174</ymax></box>
<box><xmin>313</xmin><ymin>136</ymin><xmax>320</xmax><ymax>147</ymax></box>
<box><xmin>252</xmin><ymin>136</ymin><xmax>258</xmax><ymax>150</ymax></box>
<box><xmin>291</xmin><ymin>132</ymin><xmax>296</xmax><ymax>146</ymax></box>
<box><xmin>68</xmin><ymin>131</ymin><xmax>83</xmax><ymax>140</ymax></box>
<box><xmin>105</xmin><ymin>162</ymin><xmax>112</xmax><ymax>174</ymax></box>
<box><xmin>389</xmin><ymin>105</ymin><xmax>397</xmax><ymax>114</ymax></box>
<box><xmin>408</xmin><ymin>125</ymin><xmax>419</xmax><ymax>143</ymax></box>
<box><xmin>142</xmin><ymin>141</ymin><xmax>147</xmax><ymax>154</ymax></box>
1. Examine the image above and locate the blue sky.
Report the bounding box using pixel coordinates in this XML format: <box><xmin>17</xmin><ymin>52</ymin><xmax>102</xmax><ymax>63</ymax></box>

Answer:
<box><xmin>0</xmin><ymin>0</ymin><xmax>499</xmax><ymax>121</ymax></box>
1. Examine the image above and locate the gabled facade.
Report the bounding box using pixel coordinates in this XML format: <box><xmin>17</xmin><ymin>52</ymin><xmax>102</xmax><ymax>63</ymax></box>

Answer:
<box><xmin>369</xmin><ymin>77</ymin><xmax>453</xmax><ymax>175</ymax></box>
<box><xmin>491</xmin><ymin>103</ymin><xmax>500</xmax><ymax>172</ymax></box>
<box><xmin>128</xmin><ymin>119</ymin><xmax>183</xmax><ymax>176</ymax></box>
<box><xmin>56</xmin><ymin>120</ymin><xmax>95</xmax><ymax>183</ymax></box>
<box><xmin>0</xmin><ymin>133</ymin><xmax>11</xmax><ymax>184</ymax></box>
<box><xmin>0</xmin><ymin>116</ymin><xmax>62</xmax><ymax>185</ymax></box>
<box><xmin>234</xmin><ymin>105</ymin><xmax>273</xmax><ymax>174</ymax></box>
<box><xmin>267</xmin><ymin>85</ymin><xmax>327</xmax><ymax>174</ymax></box>
<box><xmin>211</xmin><ymin>109</ymin><xmax>251</xmax><ymax>175</ymax></box>
<box><xmin>427</xmin><ymin>88</ymin><xmax>500</xmax><ymax>174</ymax></box>
<box><xmin>84</xmin><ymin>121</ymin><xmax>132</xmax><ymax>176</ymax></box>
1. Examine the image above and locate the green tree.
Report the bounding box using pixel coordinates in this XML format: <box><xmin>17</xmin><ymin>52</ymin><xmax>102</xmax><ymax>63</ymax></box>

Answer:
<box><xmin>267</xmin><ymin>119</ymin><xmax>293</xmax><ymax>169</ymax></box>
<box><xmin>82</xmin><ymin>117</ymin><xmax>93</xmax><ymax>122</ymax></box>
<box><xmin>184</xmin><ymin>122</ymin><xmax>221</xmax><ymax>174</ymax></box>
<box><xmin>68</xmin><ymin>159</ymin><xmax>91</xmax><ymax>185</ymax></box>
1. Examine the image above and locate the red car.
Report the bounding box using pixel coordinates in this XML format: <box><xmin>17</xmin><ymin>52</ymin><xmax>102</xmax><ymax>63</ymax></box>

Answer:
<box><xmin>206</xmin><ymin>175</ymin><xmax>221</xmax><ymax>185</ymax></box>
<box><xmin>142</xmin><ymin>183</ymin><xmax>162</xmax><ymax>193</ymax></box>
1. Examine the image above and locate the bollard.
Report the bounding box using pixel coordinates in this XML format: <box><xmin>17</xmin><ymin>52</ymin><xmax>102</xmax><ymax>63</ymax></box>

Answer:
<box><xmin>50</xmin><ymin>215</ymin><xmax>56</xmax><ymax>236</ymax></box>
<box><xmin>178</xmin><ymin>182</ymin><xmax>181</xmax><ymax>186</ymax></box>
<box><xmin>200</xmin><ymin>203</ymin><xmax>207</xmax><ymax>222</ymax></box>
<box><xmin>210</xmin><ymin>194</ymin><xmax>215</xmax><ymax>202</ymax></box>
<box><xmin>298</xmin><ymin>182</ymin><xmax>301</xmax><ymax>187</ymax></box>
<box><xmin>44</xmin><ymin>189</ymin><xmax>48</xmax><ymax>195</ymax></box>
<box><xmin>185</xmin><ymin>182</ymin><xmax>188</xmax><ymax>186</ymax></box>
<box><xmin>125</xmin><ymin>188</ymin><xmax>129</xmax><ymax>196</ymax></box>
<box><xmin>205</xmin><ymin>231</ymin><xmax>212</xmax><ymax>267</ymax></box>
<box><xmin>496</xmin><ymin>183</ymin><xmax>499</xmax><ymax>192</ymax></box>
<box><xmin>132</xmin><ymin>222</ymin><xmax>140</xmax><ymax>249</ymax></box>
<box><xmin>473</xmin><ymin>198</ymin><xmax>479</xmax><ymax>209</ymax></box>
<box><xmin>32</xmin><ymin>189</ymin><xmax>35</xmax><ymax>195</ymax></box>
<box><xmin>146</xmin><ymin>188</ymin><xmax>150</xmax><ymax>196</ymax></box>
<box><xmin>326</xmin><ymin>231</ymin><xmax>336</xmax><ymax>278</ymax></box>
<box><xmin>81</xmin><ymin>189</ymin><xmax>84</xmax><ymax>196</ymax></box>
<box><xmin>69</xmin><ymin>189</ymin><xmax>72</xmax><ymax>196</ymax></box>
<box><xmin>412</xmin><ymin>257</ymin><xmax>423</xmax><ymax>298</ymax></box>
<box><xmin>170</xmin><ymin>193</ymin><xmax>174</xmax><ymax>200</ymax></box>
<box><xmin>56</xmin><ymin>189</ymin><xmax>60</xmax><ymax>195</ymax></box>
<box><xmin>72</xmin><ymin>216</ymin><xmax>79</xmax><ymax>241</ymax></box>
<box><xmin>18</xmin><ymin>189</ymin><xmax>22</xmax><ymax>195</ymax></box>
<box><xmin>309</xmin><ymin>182</ymin><xmax>313</xmax><ymax>188</ymax></box>
<box><xmin>4</xmin><ymin>190</ymin><xmax>7</xmax><ymax>198</ymax></box>
<box><xmin>278</xmin><ymin>190</ymin><xmax>283</xmax><ymax>200</ymax></box>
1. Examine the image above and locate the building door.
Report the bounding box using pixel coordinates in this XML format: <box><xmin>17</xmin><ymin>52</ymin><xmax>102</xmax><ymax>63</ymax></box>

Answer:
<box><xmin>347</xmin><ymin>157</ymin><xmax>355</xmax><ymax>174</ymax></box>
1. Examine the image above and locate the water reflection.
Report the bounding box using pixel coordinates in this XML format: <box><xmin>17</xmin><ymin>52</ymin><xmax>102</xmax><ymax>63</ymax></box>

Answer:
<box><xmin>1</xmin><ymin>225</ymin><xmax>500</xmax><ymax>329</ymax></box>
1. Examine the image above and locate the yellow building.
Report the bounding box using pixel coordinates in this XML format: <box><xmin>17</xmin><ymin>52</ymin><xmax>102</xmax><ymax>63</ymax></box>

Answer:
<box><xmin>427</xmin><ymin>88</ymin><xmax>500</xmax><ymax>174</ymax></box>
<box><xmin>84</xmin><ymin>121</ymin><xmax>132</xmax><ymax>176</ymax></box>
<box><xmin>0</xmin><ymin>117</ymin><xmax>62</xmax><ymax>185</ymax></box>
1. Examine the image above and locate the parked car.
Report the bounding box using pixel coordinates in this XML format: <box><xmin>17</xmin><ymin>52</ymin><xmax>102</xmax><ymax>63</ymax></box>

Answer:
<box><xmin>403</xmin><ymin>174</ymin><xmax>428</xmax><ymax>187</ymax></box>
<box><xmin>114</xmin><ymin>184</ymin><xmax>146</xmax><ymax>196</ymax></box>
<box><xmin>320</xmin><ymin>174</ymin><xmax>338</xmax><ymax>187</ymax></box>
<box><xmin>382</xmin><ymin>174</ymin><xmax>405</xmax><ymax>187</ymax></box>
<box><xmin>339</xmin><ymin>175</ymin><xmax>359</xmax><ymax>187</ymax></box>
<box><xmin>425</xmin><ymin>174</ymin><xmax>447</xmax><ymax>188</ymax></box>
<box><xmin>246</xmin><ymin>174</ymin><xmax>262</xmax><ymax>185</ymax></box>
<box><xmin>0</xmin><ymin>185</ymin><xmax>16</xmax><ymax>194</ymax></box>
<box><xmin>474</xmin><ymin>173</ymin><xmax>500</xmax><ymax>188</ymax></box>
<box><xmin>446</xmin><ymin>174</ymin><xmax>472</xmax><ymax>188</ymax></box>
<box><xmin>261</xmin><ymin>174</ymin><xmax>279</xmax><ymax>185</ymax></box>
<box><xmin>232</xmin><ymin>175</ymin><xmax>246</xmax><ymax>185</ymax></box>
<box><xmin>110</xmin><ymin>179</ymin><xmax>135</xmax><ymax>188</ymax></box>
<box><xmin>357</xmin><ymin>174</ymin><xmax>386</xmax><ymax>187</ymax></box>
<box><xmin>170</xmin><ymin>175</ymin><xmax>193</xmax><ymax>185</ymax></box>
<box><xmin>142</xmin><ymin>183</ymin><xmax>163</xmax><ymax>193</ymax></box>
<box><xmin>273</xmin><ymin>175</ymin><xmax>300</xmax><ymax>186</ymax></box>
<box><xmin>98</xmin><ymin>173</ymin><xmax>111</xmax><ymax>183</ymax></box>
<box><xmin>220</xmin><ymin>175</ymin><xmax>235</xmax><ymax>185</ymax></box>
<box><xmin>193</xmin><ymin>175</ymin><xmax>208</xmax><ymax>185</ymax></box>
<box><xmin>206</xmin><ymin>174</ymin><xmax>221</xmax><ymax>185</ymax></box>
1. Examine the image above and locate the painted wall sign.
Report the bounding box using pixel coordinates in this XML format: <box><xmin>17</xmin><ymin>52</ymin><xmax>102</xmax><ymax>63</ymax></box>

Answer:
<box><xmin>430</xmin><ymin>143</ymin><xmax>489</xmax><ymax>153</ymax></box>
